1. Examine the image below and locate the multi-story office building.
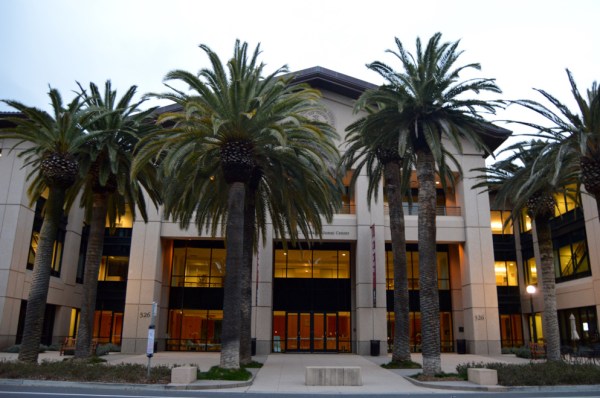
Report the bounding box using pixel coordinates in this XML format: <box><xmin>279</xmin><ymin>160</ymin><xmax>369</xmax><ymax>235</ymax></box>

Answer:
<box><xmin>1</xmin><ymin>67</ymin><xmax>597</xmax><ymax>356</ymax></box>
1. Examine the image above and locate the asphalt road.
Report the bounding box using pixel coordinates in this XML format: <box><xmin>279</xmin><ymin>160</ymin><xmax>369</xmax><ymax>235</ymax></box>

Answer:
<box><xmin>2</xmin><ymin>385</ymin><xmax>600</xmax><ymax>398</ymax></box>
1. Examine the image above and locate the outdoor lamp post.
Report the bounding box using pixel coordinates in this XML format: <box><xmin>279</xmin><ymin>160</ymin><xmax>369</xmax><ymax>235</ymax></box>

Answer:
<box><xmin>526</xmin><ymin>285</ymin><xmax>538</xmax><ymax>343</ymax></box>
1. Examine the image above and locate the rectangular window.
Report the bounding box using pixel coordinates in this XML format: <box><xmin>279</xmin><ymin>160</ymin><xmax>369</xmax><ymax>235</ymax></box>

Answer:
<box><xmin>554</xmin><ymin>185</ymin><xmax>579</xmax><ymax>217</ymax></box>
<box><xmin>341</xmin><ymin>170</ymin><xmax>355</xmax><ymax>214</ymax></box>
<box><xmin>27</xmin><ymin>198</ymin><xmax>67</xmax><ymax>277</ymax></box>
<box><xmin>274</xmin><ymin>248</ymin><xmax>350</xmax><ymax>279</ymax></box>
<box><xmin>170</xmin><ymin>245</ymin><xmax>225</xmax><ymax>287</ymax></box>
<box><xmin>386</xmin><ymin>246</ymin><xmax>448</xmax><ymax>290</ymax></box>
<box><xmin>490</xmin><ymin>210</ymin><xmax>513</xmax><ymax>234</ymax></box>
<box><xmin>554</xmin><ymin>240</ymin><xmax>590</xmax><ymax>281</ymax></box>
<box><xmin>97</xmin><ymin>256</ymin><xmax>129</xmax><ymax>281</ymax></box>
<box><xmin>520</xmin><ymin>210</ymin><xmax>532</xmax><ymax>233</ymax></box>
<box><xmin>526</xmin><ymin>257</ymin><xmax>538</xmax><ymax>285</ymax></box>
<box><xmin>167</xmin><ymin>309</ymin><xmax>222</xmax><ymax>351</ymax></box>
<box><xmin>495</xmin><ymin>260</ymin><xmax>518</xmax><ymax>286</ymax></box>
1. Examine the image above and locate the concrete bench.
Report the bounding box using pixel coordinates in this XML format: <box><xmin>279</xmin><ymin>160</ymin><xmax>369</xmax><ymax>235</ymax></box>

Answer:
<box><xmin>305</xmin><ymin>366</ymin><xmax>362</xmax><ymax>386</ymax></box>
<box><xmin>467</xmin><ymin>368</ymin><xmax>497</xmax><ymax>385</ymax></box>
<box><xmin>171</xmin><ymin>366</ymin><xmax>197</xmax><ymax>384</ymax></box>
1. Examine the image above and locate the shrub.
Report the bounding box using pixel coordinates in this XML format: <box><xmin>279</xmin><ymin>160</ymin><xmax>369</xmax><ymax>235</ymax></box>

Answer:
<box><xmin>95</xmin><ymin>345</ymin><xmax>111</xmax><ymax>357</ymax></box>
<box><xmin>242</xmin><ymin>361</ymin><xmax>263</xmax><ymax>369</ymax></box>
<box><xmin>198</xmin><ymin>366</ymin><xmax>252</xmax><ymax>381</ymax></box>
<box><xmin>456</xmin><ymin>361</ymin><xmax>600</xmax><ymax>386</ymax></box>
<box><xmin>2</xmin><ymin>345</ymin><xmax>20</xmax><ymax>353</ymax></box>
<box><xmin>0</xmin><ymin>345</ymin><xmax>48</xmax><ymax>354</ymax></box>
<box><xmin>0</xmin><ymin>360</ymin><xmax>171</xmax><ymax>384</ymax></box>
<box><xmin>382</xmin><ymin>360</ymin><xmax>422</xmax><ymax>369</ymax></box>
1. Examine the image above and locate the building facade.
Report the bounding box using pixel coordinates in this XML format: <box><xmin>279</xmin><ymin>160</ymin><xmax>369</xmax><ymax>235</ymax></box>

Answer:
<box><xmin>1</xmin><ymin>67</ymin><xmax>597</xmax><ymax>357</ymax></box>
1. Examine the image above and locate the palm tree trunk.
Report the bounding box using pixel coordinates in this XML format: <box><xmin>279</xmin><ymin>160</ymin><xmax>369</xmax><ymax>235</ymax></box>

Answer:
<box><xmin>534</xmin><ymin>215</ymin><xmax>561</xmax><ymax>361</ymax></box>
<box><xmin>239</xmin><ymin>188</ymin><xmax>255</xmax><ymax>365</ymax></box>
<box><xmin>416</xmin><ymin>148</ymin><xmax>441</xmax><ymax>376</ymax></box>
<box><xmin>18</xmin><ymin>187</ymin><xmax>66</xmax><ymax>363</ymax></box>
<box><xmin>220</xmin><ymin>181</ymin><xmax>245</xmax><ymax>369</ymax></box>
<box><xmin>75</xmin><ymin>192</ymin><xmax>108</xmax><ymax>358</ymax></box>
<box><xmin>384</xmin><ymin>162</ymin><xmax>411</xmax><ymax>362</ymax></box>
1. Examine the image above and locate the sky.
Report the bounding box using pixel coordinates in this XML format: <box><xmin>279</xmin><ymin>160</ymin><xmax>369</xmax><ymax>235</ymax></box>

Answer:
<box><xmin>1</xmin><ymin>0</ymin><xmax>599</xmax><ymax>154</ymax></box>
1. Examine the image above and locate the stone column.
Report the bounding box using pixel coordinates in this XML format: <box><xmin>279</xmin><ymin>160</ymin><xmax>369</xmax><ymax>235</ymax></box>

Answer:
<box><xmin>353</xmin><ymin>170</ymin><xmax>387</xmax><ymax>355</ymax></box>
<box><xmin>456</xmin><ymin>153</ymin><xmax>501</xmax><ymax>355</ymax></box>
<box><xmin>121</xmin><ymin>200</ymin><xmax>164</xmax><ymax>354</ymax></box>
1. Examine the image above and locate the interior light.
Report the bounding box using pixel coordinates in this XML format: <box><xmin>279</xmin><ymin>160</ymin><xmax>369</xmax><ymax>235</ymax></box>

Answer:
<box><xmin>583</xmin><ymin>322</ymin><xmax>589</xmax><ymax>331</ymax></box>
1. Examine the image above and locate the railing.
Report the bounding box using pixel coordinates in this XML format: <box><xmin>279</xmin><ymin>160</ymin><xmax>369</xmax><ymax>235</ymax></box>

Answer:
<box><xmin>337</xmin><ymin>204</ymin><xmax>356</xmax><ymax>214</ymax></box>
<box><xmin>384</xmin><ymin>204</ymin><xmax>462</xmax><ymax>216</ymax></box>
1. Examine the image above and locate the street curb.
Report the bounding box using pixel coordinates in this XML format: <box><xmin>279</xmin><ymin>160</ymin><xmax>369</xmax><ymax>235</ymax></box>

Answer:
<box><xmin>402</xmin><ymin>375</ymin><xmax>509</xmax><ymax>392</ymax></box>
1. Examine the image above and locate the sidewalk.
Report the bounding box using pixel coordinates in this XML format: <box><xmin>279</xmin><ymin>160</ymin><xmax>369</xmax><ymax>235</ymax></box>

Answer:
<box><xmin>0</xmin><ymin>350</ymin><xmax>539</xmax><ymax>393</ymax></box>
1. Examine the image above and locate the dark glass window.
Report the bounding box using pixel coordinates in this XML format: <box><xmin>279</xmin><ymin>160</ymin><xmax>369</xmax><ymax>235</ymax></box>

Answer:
<box><xmin>27</xmin><ymin>197</ymin><xmax>67</xmax><ymax>277</ymax></box>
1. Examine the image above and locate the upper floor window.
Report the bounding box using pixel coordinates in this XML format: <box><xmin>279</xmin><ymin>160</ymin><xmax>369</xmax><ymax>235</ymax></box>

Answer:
<box><xmin>171</xmin><ymin>243</ymin><xmax>225</xmax><ymax>287</ymax></box>
<box><xmin>520</xmin><ymin>209</ymin><xmax>532</xmax><ymax>233</ymax></box>
<box><xmin>274</xmin><ymin>248</ymin><xmax>350</xmax><ymax>279</ymax></box>
<box><xmin>385</xmin><ymin>245</ymin><xmax>449</xmax><ymax>290</ymax></box>
<box><xmin>555</xmin><ymin>239</ymin><xmax>590</xmax><ymax>281</ymax></box>
<box><xmin>27</xmin><ymin>197</ymin><xmax>67</xmax><ymax>277</ymax></box>
<box><xmin>97</xmin><ymin>256</ymin><xmax>129</xmax><ymax>281</ymax></box>
<box><xmin>341</xmin><ymin>170</ymin><xmax>355</xmax><ymax>214</ymax></box>
<box><xmin>525</xmin><ymin>257</ymin><xmax>538</xmax><ymax>285</ymax></box>
<box><xmin>490</xmin><ymin>210</ymin><xmax>513</xmax><ymax>234</ymax></box>
<box><xmin>554</xmin><ymin>185</ymin><xmax>579</xmax><ymax>217</ymax></box>
<box><xmin>495</xmin><ymin>260</ymin><xmax>518</xmax><ymax>286</ymax></box>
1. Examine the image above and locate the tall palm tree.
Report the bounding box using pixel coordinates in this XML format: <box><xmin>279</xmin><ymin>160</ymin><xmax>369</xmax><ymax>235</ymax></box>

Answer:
<box><xmin>473</xmin><ymin>140</ymin><xmax>564</xmax><ymax>361</ymax></box>
<box><xmin>341</xmin><ymin>110</ymin><xmax>414</xmax><ymax>363</ymax></box>
<box><xmin>69</xmin><ymin>81</ymin><xmax>161</xmax><ymax>358</ymax></box>
<box><xmin>512</xmin><ymin>69</ymin><xmax>600</xmax><ymax>218</ymax></box>
<box><xmin>1</xmin><ymin>89</ymin><xmax>87</xmax><ymax>362</ymax></box>
<box><xmin>365</xmin><ymin>33</ymin><xmax>503</xmax><ymax>375</ymax></box>
<box><xmin>134</xmin><ymin>40</ymin><xmax>341</xmax><ymax>369</ymax></box>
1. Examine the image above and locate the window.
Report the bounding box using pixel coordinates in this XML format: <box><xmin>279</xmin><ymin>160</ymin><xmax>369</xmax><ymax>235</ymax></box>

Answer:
<box><xmin>93</xmin><ymin>310</ymin><xmax>123</xmax><ymax>345</ymax></box>
<box><xmin>554</xmin><ymin>239</ymin><xmax>590</xmax><ymax>281</ymax></box>
<box><xmin>495</xmin><ymin>260</ymin><xmax>518</xmax><ymax>286</ymax></box>
<box><xmin>170</xmin><ymin>243</ymin><xmax>225</xmax><ymax>287</ymax></box>
<box><xmin>490</xmin><ymin>210</ymin><xmax>513</xmax><ymax>234</ymax></box>
<box><xmin>499</xmin><ymin>314</ymin><xmax>524</xmax><ymax>348</ymax></box>
<box><xmin>520</xmin><ymin>209</ymin><xmax>532</xmax><ymax>233</ymax></box>
<box><xmin>341</xmin><ymin>170</ymin><xmax>355</xmax><ymax>214</ymax></box>
<box><xmin>554</xmin><ymin>185</ymin><xmax>579</xmax><ymax>217</ymax></box>
<box><xmin>274</xmin><ymin>249</ymin><xmax>350</xmax><ymax>279</ymax></box>
<box><xmin>386</xmin><ymin>245</ymin><xmax>449</xmax><ymax>290</ymax></box>
<box><xmin>97</xmin><ymin>256</ymin><xmax>129</xmax><ymax>281</ymax></box>
<box><xmin>27</xmin><ymin>197</ymin><xmax>67</xmax><ymax>277</ymax></box>
<box><xmin>167</xmin><ymin>309</ymin><xmax>222</xmax><ymax>351</ymax></box>
<box><xmin>525</xmin><ymin>257</ymin><xmax>538</xmax><ymax>285</ymax></box>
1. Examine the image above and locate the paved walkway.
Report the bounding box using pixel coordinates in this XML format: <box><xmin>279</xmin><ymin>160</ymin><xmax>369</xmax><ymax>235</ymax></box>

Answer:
<box><xmin>0</xmin><ymin>350</ymin><xmax>536</xmax><ymax>393</ymax></box>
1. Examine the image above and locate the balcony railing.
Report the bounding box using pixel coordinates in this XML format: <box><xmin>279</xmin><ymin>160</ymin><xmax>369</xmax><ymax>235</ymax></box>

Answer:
<box><xmin>384</xmin><ymin>204</ymin><xmax>462</xmax><ymax>216</ymax></box>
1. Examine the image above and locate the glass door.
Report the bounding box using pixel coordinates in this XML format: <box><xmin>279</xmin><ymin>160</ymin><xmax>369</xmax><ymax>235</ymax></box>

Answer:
<box><xmin>313</xmin><ymin>313</ymin><xmax>325</xmax><ymax>351</ymax></box>
<box><xmin>326</xmin><ymin>313</ymin><xmax>337</xmax><ymax>351</ymax></box>
<box><xmin>287</xmin><ymin>313</ymin><xmax>298</xmax><ymax>350</ymax></box>
<box><xmin>299</xmin><ymin>313</ymin><xmax>311</xmax><ymax>350</ymax></box>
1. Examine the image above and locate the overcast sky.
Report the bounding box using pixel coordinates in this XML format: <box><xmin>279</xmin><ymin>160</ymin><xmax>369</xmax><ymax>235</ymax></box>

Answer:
<box><xmin>1</xmin><ymin>0</ymin><xmax>598</xmax><ymax>153</ymax></box>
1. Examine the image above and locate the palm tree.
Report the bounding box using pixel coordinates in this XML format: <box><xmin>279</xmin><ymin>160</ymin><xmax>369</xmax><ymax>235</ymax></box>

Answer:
<box><xmin>341</xmin><ymin>111</ymin><xmax>414</xmax><ymax>363</ymax></box>
<box><xmin>511</xmin><ymin>69</ymin><xmax>600</xmax><ymax>218</ymax></box>
<box><xmin>473</xmin><ymin>140</ymin><xmax>564</xmax><ymax>361</ymax></box>
<box><xmin>134</xmin><ymin>40</ymin><xmax>341</xmax><ymax>369</ymax></box>
<box><xmin>365</xmin><ymin>33</ymin><xmax>502</xmax><ymax>375</ymax></box>
<box><xmin>69</xmin><ymin>81</ymin><xmax>161</xmax><ymax>358</ymax></box>
<box><xmin>1</xmin><ymin>89</ymin><xmax>87</xmax><ymax>362</ymax></box>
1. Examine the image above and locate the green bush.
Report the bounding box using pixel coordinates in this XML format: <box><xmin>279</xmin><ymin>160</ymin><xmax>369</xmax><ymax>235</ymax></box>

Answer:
<box><xmin>95</xmin><ymin>345</ymin><xmax>111</xmax><ymax>357</ymax></box>
<box><xmin>2</xmin><ymin>345</ymin><xmax>20</xmax><ymax>353</ymax></box>
<box><xmin>198</xmin><ymin>365</ymin><xmax>252</xmax><ymax>381</ymax></box>
<box><xmin>242</xmin><ymin>361</ymin><xmax>263</xmax><ymax>369</ymax></box>
<box><xmin>382</xmin><ymin>359</ymin><xmax>422</xmax><ymax>369</ymax></box>
<box><xmin>0</xmin><ymin>359</ymin><xmax>171</xmax><ymax>384</ymax></box>
<box><xmin>1</xmin><ymin>345</ymin><xmax>48</xmax><ymax>354</ymax></box>
<box><xmin>456</xmin><ymin>361</ymin><xmax>600</xmax><ymax>386</ymax></box>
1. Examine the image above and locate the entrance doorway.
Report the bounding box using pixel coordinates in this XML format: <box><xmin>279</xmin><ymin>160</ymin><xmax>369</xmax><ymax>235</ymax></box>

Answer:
<box><xmin>273</xmin><ymin>311</ymin><xmax>351</xmax><ymax>352</ymax></box>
